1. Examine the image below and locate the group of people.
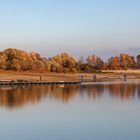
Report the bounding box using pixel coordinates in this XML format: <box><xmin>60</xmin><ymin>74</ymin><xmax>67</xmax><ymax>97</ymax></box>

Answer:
<box><xmin>80</xmin><ymin>74</ymin><xmax>97</xmax><ymax>82</ymax></box>
<box><xmin>80</xmin><ymin>74</ymin><xmax>127</xmax><ymax>82</ymax></box>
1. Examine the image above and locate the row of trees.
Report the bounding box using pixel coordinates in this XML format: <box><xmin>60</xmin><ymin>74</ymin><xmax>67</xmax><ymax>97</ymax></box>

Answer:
<box><xmin>0</xmin><ymin>48</ymin><xmax>140</xmax><ymax>72</ymax></box>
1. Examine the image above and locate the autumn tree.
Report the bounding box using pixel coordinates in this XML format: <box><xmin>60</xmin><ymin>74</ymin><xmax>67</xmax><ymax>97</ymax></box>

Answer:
<box><xmin>49</xmin><ymin>53</ymin><xmax>77</xmax><ymax>73</ymax></box>
<box><xmin>108</xmin><ymin>56</ymin><xmax>120</xmax><ymax>70</ymax></box>
<box><xmin>120</xmin><ymin>54</ymin><xmax>136</xmax><ymax>70</ymax></box>
<box><xmin>136</xmin><ymin>55</ymin><xmax>140</xmax><ymax>68</ymax></box>
<box><xmin>86</xmin><ymin>55</ymin><xmax>104</xmax><ymax>72</ymax></box>
<box><xmin>5</xmin><ymin>49</ymin><xmax>20</xmax><ymax>70</ymax></box>
<box><xmin>94</xmin><ymin>57</ymin><xmax>104</xmax><ymax>70</ymax></box>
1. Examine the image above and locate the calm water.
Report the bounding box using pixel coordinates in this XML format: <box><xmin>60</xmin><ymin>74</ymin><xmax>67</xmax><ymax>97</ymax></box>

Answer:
<box><xmin>0</xmin><ymin>80</ymin><xmax>140</xmax><ymax>140</ymax></box>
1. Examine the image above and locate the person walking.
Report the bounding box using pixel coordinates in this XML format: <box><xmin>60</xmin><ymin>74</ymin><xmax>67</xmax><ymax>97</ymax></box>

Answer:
<box><xmin>93</xmin><ymin>75</ymin><xmax>97</xmax><ymax>82</ymax></box>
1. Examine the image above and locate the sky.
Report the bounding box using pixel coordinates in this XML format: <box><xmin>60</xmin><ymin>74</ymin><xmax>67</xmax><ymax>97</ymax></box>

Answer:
<box><xmin>0</xmin><ymin>0</ymin><xmax>140</xmax><ymax>59</ymax></box>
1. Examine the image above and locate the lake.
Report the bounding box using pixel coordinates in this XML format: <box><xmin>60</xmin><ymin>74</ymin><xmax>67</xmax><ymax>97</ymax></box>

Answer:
<box><xmin>0</xmin><ymin>80</ymin><xmax>140</xmax><ymax>140</ymax></box>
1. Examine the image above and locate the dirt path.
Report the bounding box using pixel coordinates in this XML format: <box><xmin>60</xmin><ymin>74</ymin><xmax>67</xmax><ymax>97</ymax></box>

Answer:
<box><xmin>0</xmin><ymin>71</ymin><xmax>140</xmax><ymax>82</ymax></box>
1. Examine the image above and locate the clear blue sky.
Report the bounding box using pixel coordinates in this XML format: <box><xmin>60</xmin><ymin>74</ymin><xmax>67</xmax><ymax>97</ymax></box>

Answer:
<box><xmin>0</xmin><ymin>0</ymin><xmax>140</xmax><ymax>59</ymax></box>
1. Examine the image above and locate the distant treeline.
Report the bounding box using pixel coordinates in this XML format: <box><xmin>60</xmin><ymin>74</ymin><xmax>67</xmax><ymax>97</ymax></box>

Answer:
<box><xmin>0</xmin><ymin>48</ymin><xmax>140</xmax><ymax>73</ymax></box>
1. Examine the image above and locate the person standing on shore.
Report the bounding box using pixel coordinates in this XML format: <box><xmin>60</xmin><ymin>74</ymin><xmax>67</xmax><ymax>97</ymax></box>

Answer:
<box><xmin>93</xmin><ymin>75</ymin><xmax>97</xmax><ymax>82</ymax></box>
<box><xmin>124</xmin><ymin>74</ymin><xmax>127</xmax><ymax>81</ymax></box>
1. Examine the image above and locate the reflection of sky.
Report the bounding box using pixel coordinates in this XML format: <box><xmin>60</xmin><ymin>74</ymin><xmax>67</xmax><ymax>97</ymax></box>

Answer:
<box><xmin>0</xmin><ymin>0</ymin><xmax>140</xmax><ymax>59</ymax></box>
<box><xmin>0</xmin><ymin>92</ymin><xmax>140</xmax><ymax>140</ymax></box>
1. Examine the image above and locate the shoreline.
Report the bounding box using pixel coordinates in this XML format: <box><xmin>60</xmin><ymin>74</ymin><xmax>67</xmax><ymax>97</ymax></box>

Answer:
<box><xmin>0</xmin><ymin>70</ymin><xmax>140</xmax><ymax>82</ymax></box>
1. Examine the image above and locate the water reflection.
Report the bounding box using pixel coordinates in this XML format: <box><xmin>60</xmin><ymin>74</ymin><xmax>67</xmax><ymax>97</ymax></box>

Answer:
<box><xmin>0</xmin><ymin>82</ymin><xmax>140</xmax><ymax>109</ymax></box>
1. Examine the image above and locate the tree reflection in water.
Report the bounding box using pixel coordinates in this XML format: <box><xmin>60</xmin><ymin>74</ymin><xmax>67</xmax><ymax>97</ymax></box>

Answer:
<box><xmin>0</xmin><ymin>82</ymin><xmax>140</xmax><ymax>109</ymax></box>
